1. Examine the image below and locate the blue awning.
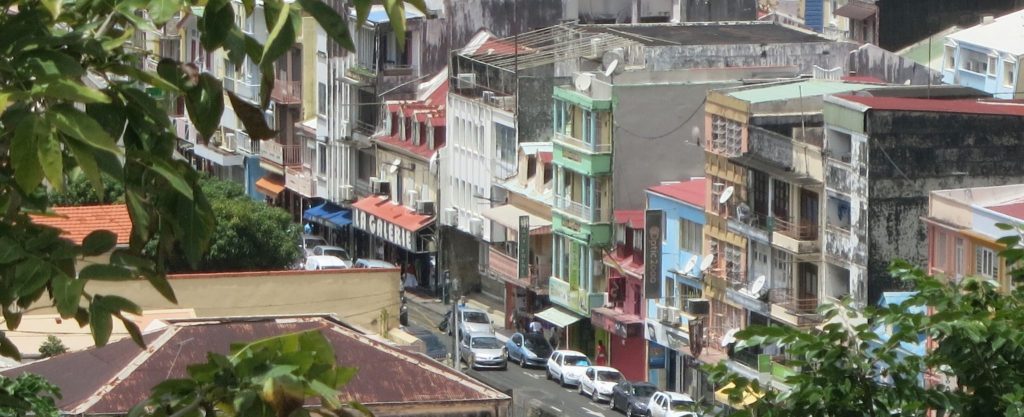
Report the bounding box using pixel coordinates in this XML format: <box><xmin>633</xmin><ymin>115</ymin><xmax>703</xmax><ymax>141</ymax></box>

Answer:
<box><xmin>303</xmin><ymin>202</ymin><xmax>349</xmax><ymax>227</ymax></box>
<box><xmin>323</xmin><ymin>210</ymin><xmax>352</xmax><ymax>228</ymax></box>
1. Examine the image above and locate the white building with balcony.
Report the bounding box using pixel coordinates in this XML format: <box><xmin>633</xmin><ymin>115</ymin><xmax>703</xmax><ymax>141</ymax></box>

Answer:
<box><xmin>941</xmin><ymin>9</ymin><xmax>1024</xmax><ymax>99</ymax></box>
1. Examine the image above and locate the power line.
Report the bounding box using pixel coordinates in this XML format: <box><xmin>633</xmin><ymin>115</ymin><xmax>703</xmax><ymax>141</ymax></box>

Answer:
<box><xmin>613</xmin><ymin>96</ymin><xmax>707</xmax><ymax>143</ymax></box>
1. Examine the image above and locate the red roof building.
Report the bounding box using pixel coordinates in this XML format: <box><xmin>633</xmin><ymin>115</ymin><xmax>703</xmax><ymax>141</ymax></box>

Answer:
<box><xmin>28</xmin><ymin>204</ymin><xmax>132</xmax><ymax>246</ymax></box>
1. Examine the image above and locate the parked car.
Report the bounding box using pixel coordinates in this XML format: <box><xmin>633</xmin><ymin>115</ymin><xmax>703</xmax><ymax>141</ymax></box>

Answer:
<box><xmin>402</xmin><ymin>326</ymin><xmax>448</xmax><ymax>362</ymax></box>
<box><xmin>459</xmin><ymin>332</ymin><xmax>507</xmax><ymax>370</ymax></box>
<box><xmin>546</xmin><ymin>350</ymin><xmax>591</xmax><ymax>387</ymax></box>
<box><xmin>611</xmin><ymin>381</ymin><xmax>658</xmax><ymax>417</ymax></box>
<box><xmin>458</xmin><ymin>307</ymin><xmax>494</xmax><ymax>336</ymax></box>
<box><xmin>579</xmin><ymin>366</ymin><xmax>624</xmax><ymax>403</ymax></box>
<box><xmin>311</xmin><ymin>245</ymin><xmax>352</xmax><ymax>261</ymax></box>
<box><xmin>506</xmin><ymin>332</ymin><xmax>554</xmax><ymax>368</ymax></box>
<box><xmin>300</xmin><ymin>234</ymin><xmax>327</xmax><ymax>257</ymax></box>
<box><xmin>303</xmin><ymin>255</ymin><xmax>350</xmax><ymax>271</ymax></box>
<box><xmin>647</xmin><ymin>391</ymin><xmax>696</xmax><ymax>417</ymax></box>
<box><xmin>353</xmin><ymin>258</ymin><xmax>397</xmax><ymax>269</ymax></box>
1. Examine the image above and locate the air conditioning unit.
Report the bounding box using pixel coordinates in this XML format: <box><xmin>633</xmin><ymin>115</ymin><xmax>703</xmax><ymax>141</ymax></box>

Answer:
<box><xmin>658</xmin><ymin>305</ymin><xmax>680</xmax><ymax>324</ymax></box>
<box><xmin>416</xmin><ymin>200</ymin><xmax>436</xmax><ymax>216</ymax></box>
<box><xmin>481</xmin><ymin>91</ymin><xmax>495</xmax><ymax>103</ymax></box>
<box><xmin>443</xmin><ymin>208</ymin><xmax>458</xmax><ymax>227</ymax></box>
<box><xmin>686</xmin><ymin>299</ymin><xmax>710</xmax><ymax>316</ymax></box>
<box><xmin>407</xmin><ymin>190</ymin><xmax>419</xmax><ymax>204</ymax></box>
<box><xmin>370</xmin><ymin>178</ymin><xmax>391</xmax><ymax>196</ymax></box>
<box><xmin>469</xmin><ymin>217</ymin><xmax>483</xmax><ymax>237</ymax></box>
<box><xmin>456</xmin><ymin>73</ymin><xmax>476</xmax><ymax>90</ymax></box>
<box><xmin>338</xmin><ymin>185</ymin><xmax>353</xmax><ymax>201</ymax></box>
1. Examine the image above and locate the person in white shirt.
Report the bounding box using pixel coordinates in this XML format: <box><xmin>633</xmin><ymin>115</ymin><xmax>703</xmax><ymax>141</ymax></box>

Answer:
<box><xmin>403</xmin><ymin>271</ymin><xmax>417</xmax><ymax>289</ymax></box>
<box><xmin>528</xmin><ymin>320</ymin><xmax>543</xmax><ymax>334</ymax></box>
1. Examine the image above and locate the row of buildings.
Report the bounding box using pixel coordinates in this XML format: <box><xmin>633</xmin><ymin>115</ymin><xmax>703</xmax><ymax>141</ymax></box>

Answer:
<box><xmin>140</xmin><ymin>0</ymin><xmax>1024</xmax><ymax>402</ymax></box>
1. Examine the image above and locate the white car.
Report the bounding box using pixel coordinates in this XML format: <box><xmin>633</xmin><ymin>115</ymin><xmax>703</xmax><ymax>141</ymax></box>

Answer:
<box><xmin>647</xmin><ymin>391</ymin><xmax>696</xmax><ymax>417</ymax></box>
<box><xmin>546</xmin><ymin>350</ymin><xmax>591</xmax><ymax>387</ymax></box>
<box><xmin>578</xmin><ymin>366</ymin><xmax>623</xmax><ymax>403</ymax></box>
<box><xmin>304</xmin><ymin>255</ymin><xmax>351</xmax><ymax>270</ymax></box>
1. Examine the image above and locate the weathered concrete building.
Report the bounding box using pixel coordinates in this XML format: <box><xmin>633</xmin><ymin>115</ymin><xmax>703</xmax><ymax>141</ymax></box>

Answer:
<box><xmin>822</xmin><ymin>94</ymin><xmax>1024</xmax><ymax>302</ymax></box>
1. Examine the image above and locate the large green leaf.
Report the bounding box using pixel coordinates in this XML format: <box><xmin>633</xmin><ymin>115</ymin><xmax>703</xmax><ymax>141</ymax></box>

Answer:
<box><xmin>95</xmin><ymin>294</ymin><xmax>143</xmax><ymax>315</ymax></box>
<box><xmin>259</xmin><ymin>3</ymin><xmax>298</xmax><ymax>71</ymax></box>
<box><xmin>295</xmin><ymin>0</ymin><xmax>355</xmax><ymax>51</ymax></box>
<box><xmin>10</xmin><ymin>115</ymin><xmax>45</xmax><ymax>192</ymax></box>
<box><xmin>227</xmin><ymin>91</ymin><xmax>276</xmax><ymax>140</ymax></box>
<box><xmin>49</xmin><ymin>105</ymin><xmax>122</xmax><ymax>155</ymax></box>
<box><xmin>383</xmin><ymin>0</ymin><xmax>406</xmax><ymax>48</ymax></box>
<box><xmin>89</xmin><ymin>299</ymin><xmax>114</xmax><ymax>347</ymax></box>
<box><xmin>81</xmin><ymin>230</ymin><xmax>118</xmax><ymax>256</ymax></box>
<box><xmin>200</xmin><ymin>0</ymin><xmax>234</xmax><ymax>51</ymax></box>
<box><xmin>40</xmin><ymin>79</ymin><xmax>112</xmax><ymax>104</ymax></box>
<box><xmin>12</xmin><ymin>257</ymin><xmax>49</xmax><ymax>299</ymax></box>
<box><xmin>36</xmin><ymin>132</ymin><xmax>63</xmax><ymax>192</ymax></box>
<box><xmin>184</xmin><ymin>73</ymin><xmax>224</xmax><ymax>141</ymax></box>
<box><xmin>79</xmin><ymin>264</ymin><xmax>135</xmax><ymax>281</ymax></box>
<box><xmin>22</xmin><ymin>50</ymin><xmax>84</xmax><ymax>80</ymax></box>
<box><xmin>145</xmin><ymin>273</ymin><xmax>178</xmax><ymax>304</ymax></box>
<box><xmin>51</xmin><ymin>273</ymin><xmax>85</xmax><ymax>317</ymax></box>
<box><xmin>148</xmin><ymin>158</ymin><xmax>194</xmax><ymax>200</ymax></box>
<box><xmin>149</xmin><ymin>0</ymin><xmax>183</xmax><ymax>25</ymax></box>
<box><xmin>64</xmin><ymin>138</ymin><xmax>105</xmax><ymax>207</ymax></box>
<box><xmin>0</xmin><ymin>237</ymin><xmax>25</xmax><ymax>265</ymax></box>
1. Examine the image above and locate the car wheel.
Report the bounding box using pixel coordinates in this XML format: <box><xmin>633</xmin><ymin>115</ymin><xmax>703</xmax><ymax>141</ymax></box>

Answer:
<box><xmin>519</xmin><ymin>356</ymin><xmax>526</xmax><ymax>368</ymax></box>
<box><xmin>608</xmin><ymin>399</ymin><xmax>616</xmax><ymax>411</ymax></box>
<box><xmin>578</xmin><ymin>384</ymin><xmax>584</xmax><ymax>395</ymax></box>
<box><xmin>592</xmin><ymin>389</ymin><xmax>599</xmax><ymax>403</ymax></box>
<box><xmin>560</xmin><ymin>375</ymin><xmax>567</xmax><ymax>387</ymax></box>
<box><xmin>626</xmin><ymin>406</ymin><xmax>634</xmax><ymax>417</ymax></box>
<box><xmin>546</xmin><ymin>370</ymin><xmax>552</xmax><ymax>380</ymax></box>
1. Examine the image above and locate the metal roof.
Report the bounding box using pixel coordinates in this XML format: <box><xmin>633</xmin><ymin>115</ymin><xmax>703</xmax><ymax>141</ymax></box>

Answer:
<box><xmin>947</xmin><ymin>9</ymin><xmax>1024</xmax><ymax>56</ymax></box>
<box><xmin>726</xmin><ymin>79</ymin><xmax>884</xmax><ymax>103</ymax></box>
<box><xmin>580</xmin><ymin>21</ymin><xmax>829</xmax><ymax>46</ymax></box>
<box><xmin>2</xmin><ymin>315</ymin><xmax>507</xmax><ymax>415</ymax></box>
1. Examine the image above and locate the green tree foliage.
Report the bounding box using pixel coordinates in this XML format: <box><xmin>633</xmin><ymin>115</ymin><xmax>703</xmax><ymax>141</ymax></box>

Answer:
<box><xmin>165</xmin><ymin>177</ymin><xmax>301</xmax><ymax>273</ymax></box>
<box><xmin>46</xmin><ymin>169</ymin><xmax>126</xmax><ymax>206</ymax></box>
<box><xmin>0</xmin><ymin>0</ymin><xmax>422</xmax><ymax>414</ymax></box>
<box><xmin>710</xmin><ymin>241</ymin><xmax>1024</xmax><ymax>417</ymax></box>
<box><xmin>0</xmin><ymin>374</ymin><xmax>61</xmax><ymax>417</ymax></box>
<box><xmin>37</xmin><ymin>335</ymin><xmax>68</xmax><ymax>358</ymax></box>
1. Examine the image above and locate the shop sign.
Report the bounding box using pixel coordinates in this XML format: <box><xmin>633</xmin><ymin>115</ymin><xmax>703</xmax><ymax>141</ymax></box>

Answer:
<box><xmin>518</xmin><ymin>216</ymin><xmax>530</xmax><ymax>278</ymax></box>
<box><xmin>563</xmin><ymin>149</ymin><xmax>582</xmax><ymax>162</ymax></box>
<box><xmin>644</xmin><ymin>210</ymin><xmax>663</xmax><ymax>299</ymax></box>
<box><xmin>549</xmin><ymin>277</ymin><xmax>570</xmax><ymax>307</ymax></box>
<box><xmin>645</xmin><ymin>318</ymin><xmax>690</xmax><ymax>353</ymax></box>
<box><xmin>352</xmin><ymin>207</ymin><xmax>417</xmax><ymax>252</ymax></box>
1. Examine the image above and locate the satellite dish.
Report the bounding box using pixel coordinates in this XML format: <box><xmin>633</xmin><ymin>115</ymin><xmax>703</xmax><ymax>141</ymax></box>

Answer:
<box><xmin>749</xmin><ymin>275</ymin><xmax>767</xmax><ymax>298</ymax></box>
<box><xmin>682</xmin><ymin>256</ymin><xmax>698</xmax><ymax>275</ymax></box>
<box><xmin>719</xmin><ymin>186</ymin><xmax>735</xmax><ymax>205</ymax></box>
<box><xmin>603</xmin><ymin>59</ymin><xmax>619</xmax><ymax>77</ymax></box>
<box><xmin>574</xmin><ymin>73</ymin><xmax>593</xmax><ymax>92</ymax></box>
<box><xmin>721</xmin><ymin>328</ymin><xmax>740</xmax><ymax>347</ymax></box>
<box><xmin>388</xmin><ymin>158</ymin><xmax>401</xmax><ymax>174</ymax></box>
<box><xmin>699</xmin><ymin>255</ymin><xmax>715</xmax><ymax>272</ymax></box>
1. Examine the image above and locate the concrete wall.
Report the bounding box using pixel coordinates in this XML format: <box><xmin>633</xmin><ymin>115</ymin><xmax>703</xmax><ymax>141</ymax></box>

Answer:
<box><xmin>865</xmin><ymin>111</ymin><xmax>1024</xmax><ymax>301</ymax></box>
<box><xmin>645</xmin><ymin>41</ymin><xmax>858</xmax><ymax>75</ymax></box>
<box><xmin>34</xmin><ymin>269</ymin><xmax>402</xmax><ymax>335</ymax></box>
<box><xmin>876</xmin><ymin>0</ymin><xmax>1024</xmax><ymax>51</ymax></box>
<box><xmin>440</xmin><ymin>228</ymin><xmax>483</xmax><ymax>295</ymax></box>
<box><xmin>848</xmin><ymin>44</ymin><xmax>942</xmax><ymax>86</ymax></box>
<box><xmin>612</xmin><ymin>82</ymin><xmax>738</xmax><ymax>209</ymax></box>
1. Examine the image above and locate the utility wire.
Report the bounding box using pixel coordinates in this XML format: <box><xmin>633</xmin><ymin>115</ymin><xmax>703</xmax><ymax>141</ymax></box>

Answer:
<box><xmin>613</xmin><ymin>97</ymin><xmax>707</xmax><ymax>143</ymax></box>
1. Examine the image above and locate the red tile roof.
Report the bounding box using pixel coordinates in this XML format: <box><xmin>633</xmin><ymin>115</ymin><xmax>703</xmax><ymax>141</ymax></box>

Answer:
<box><xmin>648</xmin><ymin>178</ymin><xmax>707</xmax><ymax>208</ymax></box>
<box><xmin>987</xmin><ymin>202</ymin><xmax>1024</xmax><ymax>220</ymax></box>
<box><xmin>29</xmin><ymin>204</ymin><xmax>131</xmax><ymax>246</ymax></box>
<box><xmin>538</xmin><ymin>151</ymin><xmax>553</xmax><ymax>164</ymax></box>
<box><xmin>351</xmin><ymin>195</ymin><xmax>434</xmax><ymax>232</ymax></box>
<box><xmin>375</xmin><ymin>134</ymin><xmax>441</xmax><ymax>159</ymax></box>
<box><xmin>614</xmin><ymin>210</ymin><xmax>645</xmax><ymax>228</ymax></box>
<box><xmin>836</xmin><ymin>95</ymin><xmax>1024</xmax><ymax>117</ymax></box>
<box><xmin>3</xmin><ymin>316</ymin><xmax>506</xmax><ymax>414</ymax></box>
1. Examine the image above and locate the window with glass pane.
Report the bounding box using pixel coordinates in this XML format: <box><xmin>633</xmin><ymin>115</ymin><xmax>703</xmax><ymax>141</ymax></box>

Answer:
<box><xmin>679</xmin><ymin>219</ymin><xmax>701</xmax><ymax>253</ymax></box>
<box><xmin>976</xmin><ymin>246</ymin><xmax>998</xmax><ymax>278</ymax></box>
<box><xmin>582</xmin><ymin>110</ymin><xmax>593</xmax><ymax>144</ymax></box>
<box><xmin>317</xmin><ymin>143</ymin><xmax>326</xmax><ymax>175</ymax></box>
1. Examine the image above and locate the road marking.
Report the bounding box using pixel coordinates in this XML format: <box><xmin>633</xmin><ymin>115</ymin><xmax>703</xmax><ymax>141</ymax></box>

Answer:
<box><xmin>549</xmin><ymin>407</ymin><xmax>561</xmax><ymax>413</ymax></box>
<box><xmin>581</xmin><ymin>407</ymin><xmax>604</xmax><ymax>417</ymax></box>
<box><xmin>523</xmin><ymin>371</ymin><xmax>545</xmax><ymax>379</ymax></box>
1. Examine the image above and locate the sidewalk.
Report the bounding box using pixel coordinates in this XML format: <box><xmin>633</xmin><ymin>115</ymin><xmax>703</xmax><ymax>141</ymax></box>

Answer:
<box><xmin>405</xmin><ymin>290</ymin><xmax>513</xmax><ymax>342</ymax></box>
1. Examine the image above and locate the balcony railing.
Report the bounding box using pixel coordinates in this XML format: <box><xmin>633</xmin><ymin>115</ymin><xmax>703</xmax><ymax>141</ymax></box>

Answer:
<box><xmin>554</xmin><ymin>132</ymin><xmax>611</xmax><ymax>154</ymax></box>
<box><xmin>225</xmin><ymin>76</ymin><xmax>260</xmax><ymax>103</ymax></box>
<box><xmin>271</xmin><ymin>79</ymin><xmax>301</xmax><ymax>104</ymax></box>
<box><xmin>488</xmin><ymin>246</ymin><xmax>550</xmax><ymax>289</ymax></box>
<box><xmin>260</xmin><ymin>141</ymin><xmax>302</xmax><ymax>166</ymax></box>
<box><xmin>382</xmin><ymin>62</ymin><xmax>414</xmax><ymax>76</ymax></box>
<box><xmin>769</xmin><ymin>288</ymin><xmax>820</xmax><ymax>315</ymax></box>
<box><xmin>554</xmin><ymin>195</ymin><xmax>607</xmax><ymax>223</ymax></box>
<box><xmin>353</xmin><ymin>119</ymin><xmax>377</xmax><ymax>136</ymax></box>
<box><xmin>773</xmin><ymin>216</ymin><xmax>818</xmax><ymax>240</ymax></box>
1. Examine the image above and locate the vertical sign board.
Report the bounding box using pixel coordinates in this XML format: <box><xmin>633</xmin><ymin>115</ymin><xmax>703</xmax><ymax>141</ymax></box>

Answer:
<box><xmin>644</xmin><ymin>210</ymin><xmax>663</xmax><ymax>299</ymax></box>
<box><xmin>518</xmin><ymin>215</ymin><xmax>530</xmax><ymax>278</ymax></box>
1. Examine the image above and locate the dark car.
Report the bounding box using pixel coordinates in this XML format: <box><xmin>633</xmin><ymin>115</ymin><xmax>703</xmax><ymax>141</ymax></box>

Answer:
<box><xmin>611</xmin><ymin>381</ymin><xmax>658</xmax><ymax>417</ymax></box>
<box><xmin>403</xmin><ymin>326</ymin><xmax>448</xmax><ymax>362</ymax></box>
<box><xmin>506</xmin><ymin>332</ymin><xmax>553</xmax><ymax>368</ymax></box>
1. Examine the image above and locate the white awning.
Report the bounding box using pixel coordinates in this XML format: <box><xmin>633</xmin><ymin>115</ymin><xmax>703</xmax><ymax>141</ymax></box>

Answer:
<box><xmin>535</xmin><ymin>307</ymin><xmax>583</xmax><ymax>328</ymax></box>
<box><xmin>480</xmin><ymin>205</ymin><xmax>551</xmax><ymax>231</ymax></box>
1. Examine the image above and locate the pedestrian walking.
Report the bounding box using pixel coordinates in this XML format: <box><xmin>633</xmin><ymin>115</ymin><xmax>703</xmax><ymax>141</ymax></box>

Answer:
<box><xmin>528</xmin><ymin>319</ymin><xmax>543</xmax><ymax>334</ymax></box>
<box><xmin>596</xmin><ymin>340</ymin><xmax>607</xmax><ymax>366</ymax></box>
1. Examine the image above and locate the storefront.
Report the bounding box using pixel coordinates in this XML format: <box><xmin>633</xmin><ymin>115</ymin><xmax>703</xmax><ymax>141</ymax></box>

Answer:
<box><xmin>351</xmin><ymin>195</ymin><xmax>435</xmax><ymax>287</ymax></box>
<box><xmin>303</xmin><ymin>201</ymin><xmax>352</xmax><ymax>247</ymax></box>
<box><xmin>481</xmin><ymin>204</ymin><xmax>553</xmax><ymax>331</ymax></box>
<box><xmin>645</xmin><ymin>316</ymin><xmax>713</xmax><ymax>399</ymax></box>
<box><xmin>590</xmin><ymin>307</ymin><xmax>644</xmax><ymax>380</ymax></box>
<box><xmin>534</xmin><ymin>306</ymin><xmax>586</xmax><ymax>351</ymax></box>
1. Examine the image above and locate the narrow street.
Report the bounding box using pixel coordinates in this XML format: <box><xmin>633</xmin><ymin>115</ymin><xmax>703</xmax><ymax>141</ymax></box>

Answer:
<box><xmin>405</xmin><ymin>297</ymin><xmax>622</xmax><ymax>417</ymax></box>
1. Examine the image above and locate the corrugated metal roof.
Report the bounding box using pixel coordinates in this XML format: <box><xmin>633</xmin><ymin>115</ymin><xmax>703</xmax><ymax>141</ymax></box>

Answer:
<box><xmin>2</xmin><ymin>316</ymin><xmax>507</xmax><ymax>415</ymax></box>
<box><xmin>727</xmin><ymin>79</ymin><xmax>883</xmax><ymax>104</ymax></box>
<box><xmin>835</xmin><ymin>95</ymin><xmax>1024</xmax><ymax>117</ymax></box>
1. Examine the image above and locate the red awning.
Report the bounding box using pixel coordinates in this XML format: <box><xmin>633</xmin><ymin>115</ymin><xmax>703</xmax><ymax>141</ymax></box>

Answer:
<box><xmin>255</xmin><ymin>176</ymin><xmax>285</xmax><ymax>197</ymax></box>
<box><xmin>350</xmin><ymin>195</ymin><xmax>434</xmax><ymax>232</ymax></box>
<box><xmin>590</xmin><ymin>307</ymin><xmax>643</xmax><ymax>338</ymax></box>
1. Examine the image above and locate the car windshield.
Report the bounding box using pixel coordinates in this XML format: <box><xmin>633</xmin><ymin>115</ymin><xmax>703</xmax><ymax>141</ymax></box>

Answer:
<box><xmin>471</xmin><ymin>337</ymin><xmax>502</xmax><ymax>349</ymax></box>
<box><xmin>633</xmin><ymin>386</ymin><xmax>657</xmax><ymax>397</ymax></box>
<box><xmin>523</xmin><ymin>333</ymin><xmax>550</xmax><ymax>352</ymax></box>
<box><xmin>463</xmin><ymin>312</ymin><xmax>489</xmax><ymax>324</ymax></box>
<box><xmin>564</xmin><ymin>355</ymin><xmax>590</xmax><ymax>366</ymax></box>
<box><xmin>304</xmin><ymin>239</ymin><xmax>325</xmax><ymax>248</ymax></box>
<box><xmin>597</xmin><ymin>371</ymin><xmax>622</xmax><ymax>382</ymax></box>
<box><xmin>670</xmin><ymin>400</ymin><xmax>694</xmax><ymax>411</ymax></box>
<box><xmin>322</xmin><ymin>249</ymin><xmax>349</xmax><ymax>259</ymax></box>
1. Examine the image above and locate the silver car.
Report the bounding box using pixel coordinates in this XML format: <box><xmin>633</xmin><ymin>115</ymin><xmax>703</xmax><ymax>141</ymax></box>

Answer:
<box><xmin>458</xmin><ymin>308</ymin><xmax>495</xmax><ymax>336</ymax></box>
<box><xmin>459</xmin><ymin>333</ymin><xmax>507</xmax><ymax>370</ymax></box>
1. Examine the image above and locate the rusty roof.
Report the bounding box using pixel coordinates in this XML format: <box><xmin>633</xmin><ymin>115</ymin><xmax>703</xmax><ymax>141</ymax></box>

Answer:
<box><xmin>2</xmin><ymin>315</ymin><xmax>507</xmax><ymax>415</ymax></box>
<box><xmin>28</xmin><ymin>204</ymin><xmax>132</xmax><ymax>245</ymax></box>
